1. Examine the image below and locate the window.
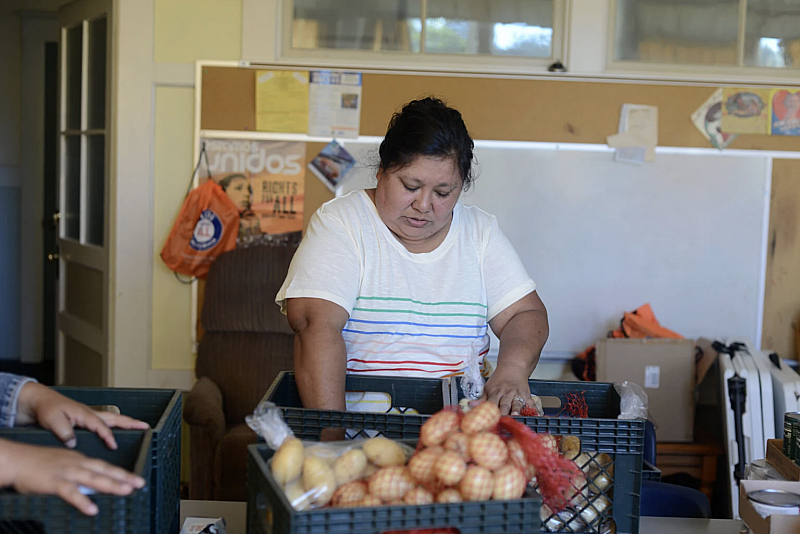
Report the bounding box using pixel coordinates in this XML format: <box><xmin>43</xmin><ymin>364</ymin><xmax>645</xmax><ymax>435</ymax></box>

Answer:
<box><xmin>61</xmin><ymin>16</ymin><xmax>107</xmax><ymax>246</ymax></box>
<box><xmin>289</xmin><ymin>0</ymin><xmax>558</xmax><ymax>60</ymax></box>
<box><xmin>613</xmin><ymin>0</ymin><xmax>800</xmax><ymax>69</ymax></box>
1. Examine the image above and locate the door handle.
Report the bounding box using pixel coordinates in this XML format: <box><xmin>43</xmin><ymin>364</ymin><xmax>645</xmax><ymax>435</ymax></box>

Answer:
<box><xmin>47</xmin><ymin>253</ymin><xmax>59</xmax><ymax>262</ymax></box>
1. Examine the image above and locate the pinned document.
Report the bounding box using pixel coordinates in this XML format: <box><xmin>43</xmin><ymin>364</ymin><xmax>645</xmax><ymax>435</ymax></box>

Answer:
<box><xmin>692</xmin><ymin>88</ymin><xmax>737</xmax><ymax>150</ymax></box>
<box><xmin>607</xmin><ymin>104</ymin><xmax>658</xmax><ymax>163</ymax></box>
<box><xmin>255</xmin><ymin>70</ymin><xmax>309</xmax><ymax>133</ymax></box>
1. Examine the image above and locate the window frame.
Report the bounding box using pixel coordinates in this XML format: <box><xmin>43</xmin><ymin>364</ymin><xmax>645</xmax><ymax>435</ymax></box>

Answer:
<box><xmin>279</xmin><ymin>0</ymin><xmax>569</xmax><ymax>75</ymax></box>
<box><xmin>605</xmin><ymin>0</ymin><xmax>800</xmax><ymax>82</ymax></box>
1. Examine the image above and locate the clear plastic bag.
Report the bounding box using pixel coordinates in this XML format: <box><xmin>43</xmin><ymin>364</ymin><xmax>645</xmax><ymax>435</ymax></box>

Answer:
<box><xmin>614</xmin><ymin>381</ymin><xmax>649</xmax><ymax>420</ymax></box>
<box><xmin>246</xmin><ymin>399</ymin><xmax>414</xmax><ymax>510</ymax></box>
<box><xmin>460</xmin><ymin>349</ymin><xmax>485</xmax><ymax>401</ymax></box>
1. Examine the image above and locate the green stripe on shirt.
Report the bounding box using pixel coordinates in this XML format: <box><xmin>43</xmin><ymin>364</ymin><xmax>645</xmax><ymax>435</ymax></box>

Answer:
<box><xmin>352</xmin><ymin>307</ymin><xmax>487</xmax><ymax>319</ymax></box>
<box><xmin>356</xmin><ymin>296</ymin><xmax>487</xmax><ymax>308</ymax></box>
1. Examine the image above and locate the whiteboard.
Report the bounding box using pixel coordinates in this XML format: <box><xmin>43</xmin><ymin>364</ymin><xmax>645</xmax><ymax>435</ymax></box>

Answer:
<box><xmin>338</xmin><ymin>142</ymin><xmax>770</xmax><ymax>359</ymax></box>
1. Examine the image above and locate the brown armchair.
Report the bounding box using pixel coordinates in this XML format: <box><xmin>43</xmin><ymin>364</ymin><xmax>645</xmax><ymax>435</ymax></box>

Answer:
<box><xmin>183</xmin><ymin>245</ymin><xmax>296</xmax><ymax>501</ymax></box>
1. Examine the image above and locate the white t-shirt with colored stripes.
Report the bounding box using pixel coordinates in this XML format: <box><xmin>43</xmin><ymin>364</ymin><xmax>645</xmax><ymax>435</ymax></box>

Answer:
<box><xmin>276</xmin><ymin>190</ymin><xmax>536</xmax><ymax>379</ymax></box>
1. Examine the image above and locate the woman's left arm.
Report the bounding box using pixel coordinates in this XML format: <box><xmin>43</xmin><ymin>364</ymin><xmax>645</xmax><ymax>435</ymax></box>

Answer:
<box><xmin>485</xmin><ymin>290</ymin><xmax>549</xmax><ymax>415</ymax></box>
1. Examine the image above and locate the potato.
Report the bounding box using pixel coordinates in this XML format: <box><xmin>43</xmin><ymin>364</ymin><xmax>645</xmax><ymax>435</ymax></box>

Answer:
<box><xmin>333</xmin><ymin>449</ymin><xmax>368</xmax><ymax>485</ymax></box>
<box><xmin>443</xmin><ymin>432</ymin><xmax>470</xmax><ymax>462</ymax></box>
<box><xmin>403</xmin><ymin>487</ymin><xmax>434</xmax><ymax>505</ymax></box>
<box><xmin>271</xmin><ymin>437</ymin><xmax>304</xmax><ymax>485</ymax></box>
<box><xmin>331</xmin><ymin>481</ymin><xmax>368</xmax><ymax>508</ymax></box>
<box><xmin>588</xmin><ymin>471</ymin><xmax>612</xmax><ymax>494</ymax></box>
<box><xmin>459</xmin><ymin>465</ymin><xmax>494</xmax><ymax>501</ymax></box>
<box><xmin>362</xmin><ymin>437</ymin><xmax>406</xmax><ymax>467</ymax></box>
<box><xmin>492</xmin><ymin>464</ymin><xmax>526</xmax><ymax>500</ymax></box>
<box><xmin>302</xmin><ymin>456</ymin><xmax>337</xmax><ymax>507</ymax></box>
<box><xmin>304</xmin><ymin>443</ymin><xmax>339</xmax><ymax>465</ymax></box>
<box><xmin>368</xmin><ymin>466</ymin><xmax>415</xmax><ymax>502</ymax></box>
<box><xmin>408</xmin><ymin>447</ymin><xmax>443</xmax><ymax>484</ymax></box>
<box><xmin>420</xmin><ymin>410</ymin><xmax>459</xmax><ymax>447</ymax></box>
<box><xmin>468</xmin><ymin>432</ymin><xmax>508</xmax><ymax>471</ymax></box>
<box><xmin>461</xmin><ymin>402</ymin><xmax>501</xmax><ymax>434</ymax></box>
<box><xmin>434</xmin><ymin>451</ymin><xmax>468</xmax><ymax>486</ymax></box>
<box><xmin>358</xmin><ymin>494</ymin><xmax>383</xmax><ymax>507</ymax></box>
<box><xmin>560</xmin><ymin>435</ymin><xmax>581</xmax><ymax>454</ymax></box>
<box><xmin>436</xmin><ymin>488</ymin><xmax>463</xmax><ymax>503</ymax></box>
<box><xmin>283</xmin><ymin>478</ymin><xmax>312</xmax><ymax>510</ymax></box>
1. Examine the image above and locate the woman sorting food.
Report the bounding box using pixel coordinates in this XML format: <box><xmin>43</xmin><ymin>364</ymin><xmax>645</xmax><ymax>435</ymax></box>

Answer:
<box><xmin>276</xmin><ymin>97</ymin><xmax>548</xmax><ymax>417</ymax></box>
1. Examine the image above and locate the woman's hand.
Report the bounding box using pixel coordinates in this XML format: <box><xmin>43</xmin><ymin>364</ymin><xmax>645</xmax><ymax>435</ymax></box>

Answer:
<box><xmin>477</xmin><ymin>364</ymin><xmax>538</xmax><ymax>416</ymax></box>
<box><xmin>16</xmin><ymin>383</ymin><xmax>150</xmax><ymax>450</ymax></box>
<box><xmin>0</xmin><ymin>438</ymin><xmax>146</xmax><ymax>516</ymax></box>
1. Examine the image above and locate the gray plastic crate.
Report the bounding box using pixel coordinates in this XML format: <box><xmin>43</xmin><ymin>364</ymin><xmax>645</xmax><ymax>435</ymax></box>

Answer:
<box><xmin>52</xmin><ymin>387</ymin><xmax>182</xmax><ymax>534</ymax></box>
<box><xmin>0</xmin><ymin>429</ymin><xmax>151</xmax><ymax>534</ymax></box>
<box><xmin>265</xmin><ymin>372</ymin><xmax>449</xmax><ymax>440</ymax></box>
<box><xmin>247</xmin><ymin>442</ymin><xmax>541</xmax><ymax>534</ymax></box>
<box><xmin>452</xmin><ymin>377</ymin><xmax>645</xmax><ymax>534</ymax></box>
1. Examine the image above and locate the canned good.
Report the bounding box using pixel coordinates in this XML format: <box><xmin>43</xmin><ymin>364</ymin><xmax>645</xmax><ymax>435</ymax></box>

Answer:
<box><xmin>784</xmin><ymin>412</ymin><xmax>800</xmax><ymax>459</ymax></box>
<box><xmin>747</xmin><ymin>489</ymin><xmax>800</xmax><ymax>517</ymax></box>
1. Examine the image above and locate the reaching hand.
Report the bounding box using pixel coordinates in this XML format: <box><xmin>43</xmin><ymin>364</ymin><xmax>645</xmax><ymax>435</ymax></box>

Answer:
<box><xmin>15</xmin><ymin>383</ymin><xmax>150</xmax><ymax>449</ymax></box>
<box><xmin>0</xmin><ymin>438</ymin><xmax>146</xmax><ymax>516</ymax></box>
<box><xmin>473</xmin><ymin>365</ymin><xmax>536</xmax><ymax>416</ymax></box>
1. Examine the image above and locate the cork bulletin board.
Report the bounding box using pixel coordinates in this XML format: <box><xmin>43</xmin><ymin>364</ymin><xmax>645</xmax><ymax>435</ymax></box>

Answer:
<box><xmin>198</xmin><ymin>63</ymin><xmax>800</xmax><ymax>358</ymax></box>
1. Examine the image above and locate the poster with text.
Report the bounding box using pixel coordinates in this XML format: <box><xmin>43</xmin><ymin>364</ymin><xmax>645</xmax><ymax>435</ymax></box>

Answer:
<box><xmin>308</xmin><ymin>71</ymin><xmax>362</xmax><ymax>138</ymax></box>
<box><xmin>203</xmin><ymin>139</ymin><xmax>305</xmax><ymax>247</ymax></box>
<box><xmin>770</xmin><ymin>88</ymin><xmax>800</xmax><ymax>136</ymax></box>
<box><xmin>721</xmin><ymin>87</ymin><xmax>770</xmax><ymax>135</ymax></box>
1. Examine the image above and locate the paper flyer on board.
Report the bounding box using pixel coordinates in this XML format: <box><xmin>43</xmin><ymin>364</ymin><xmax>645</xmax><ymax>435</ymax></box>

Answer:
<box><xmin>254</xmin><ymin>71</ymin><xmax>309</xmax><ymax>133</ymax></box>
<box><xmin>203</xmin><ymin>138</ymin><xmax>305</xmax><ymax>247</ymax></box>
<box><xmin>691</xmin><ymin>88</ymin><xmax>737</xmax><ymax>150</ymax></box>
<box><xmin>308</xmin><ymin>140</ymin><xmax>357</xmax><ymax>192</ymax></box>
<box><xmin>770</xmin><ymin>88</ymin><xmax>800</xmax><ymax>136</ymax></box>
<box><xmin>607</xmin><ymin>104</ymin><xmax>658</xmax><ymax>163</ymax></box>
<box><xmin>308</xmin><ymin>71</ymin><xmax>362</xmax><ymax>138</ymax></box>
<box><xmin>721</xmin><ymin>88</ymin><xmax>770</xmax><ymax>135</ymax></box>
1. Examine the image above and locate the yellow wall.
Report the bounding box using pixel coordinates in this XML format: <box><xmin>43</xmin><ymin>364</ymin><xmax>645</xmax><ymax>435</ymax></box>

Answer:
<box><xmin>154</xmin><ymin>0</ymin><xmax>242</xmax><ymax>63</ymax></box>
<box><xmin>151</xmin><ymin>0</ymin><xmax>243</xmax><ymax>371</ymax></box>
<box><xmin>152</xmin><ymin>86</ymin><xmax>195</xmax><ymax>370</ymax></box>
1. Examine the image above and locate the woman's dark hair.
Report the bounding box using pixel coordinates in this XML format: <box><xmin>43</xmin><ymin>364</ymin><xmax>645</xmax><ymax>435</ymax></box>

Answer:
<box><xmin>379</xmin><ymin>97</ymin><xmax>475</xmax><ymax>190</ymax></box>
<box><xmin>217</xmin><ymin>173</ymin><xmax>247</xmax><ymax>191</ymax></box>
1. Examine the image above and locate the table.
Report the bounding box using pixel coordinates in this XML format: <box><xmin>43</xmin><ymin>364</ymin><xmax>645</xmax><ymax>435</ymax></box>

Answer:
<box><xmin>180</xmin><ymin>500</ymin><xmax>744</xmax><ymax>534</ymax></box>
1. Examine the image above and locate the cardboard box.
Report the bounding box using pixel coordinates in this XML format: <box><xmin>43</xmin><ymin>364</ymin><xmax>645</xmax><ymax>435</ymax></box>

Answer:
<box><xmin>766</xmin><ymin>439</ymin><xmax>800</xmax><ymax>481</ymax></box>
<box><xmin>739</xmin><ymin>480</ymin><xmax>800</xmax><ymax>534</ymax></box>
<box><xmin>596</xmin><ymin>338</ymin><xmax>696</xmax><ymax>442</ymax></box>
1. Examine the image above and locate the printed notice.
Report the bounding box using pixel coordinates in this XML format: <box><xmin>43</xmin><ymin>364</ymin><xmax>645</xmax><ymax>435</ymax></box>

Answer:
<box><xmin>770</xmin><ymin>88</ymin><xmax>800</xmax><ymax>136</ymax></box>
<box><xmin>308</xmin><ymin>71</ymin><xmax>363</xmax><ymax>138</ymax></box>
<box><xmin>721</xmin><ymin>87</ymin><xmax>770</xmax><ymax>135</ymax></box>
<box><xmin>691</xmin><ymin>88</ymin><xmax>737</xmax><ymax>150</ymax></box>
<box><xmin>203</xmin><ymin>138</ymin><xmax>305</xmax><ymax>247</ymax></box>
<box><xmin>255</xmin><ymin>71</ymin><xmax>309</xmax><ymax>133</ymax></box>
<box><xmin>645</xmin><ymin>366</ymin><xmax>661</xmax><ymax>389</ymax></box>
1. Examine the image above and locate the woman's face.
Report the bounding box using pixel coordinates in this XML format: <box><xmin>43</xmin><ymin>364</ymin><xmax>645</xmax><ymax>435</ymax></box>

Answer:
<box><xmin>225</xmin><ymin>176</ymin><xmax>251</xmax><ymax>211</ymax></box>
<box><xmin>785</xmin><ymin>93</ymin><xmax>800</xmax><ymax>114</ymax></box>
<box><xmin>374</xmin><ymin>156</ymin><xmax>462</xmax><ymax>251</ymax></box>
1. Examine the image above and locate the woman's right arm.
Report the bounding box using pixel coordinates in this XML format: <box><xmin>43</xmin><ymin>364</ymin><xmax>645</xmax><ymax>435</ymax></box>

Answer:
<box><xmin>286</xmin><ymin>297</ymin><xmax>350</xmax><ymax>411</ymax></box>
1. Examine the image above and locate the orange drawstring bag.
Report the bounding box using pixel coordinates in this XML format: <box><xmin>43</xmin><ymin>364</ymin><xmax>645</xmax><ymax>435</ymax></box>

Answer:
<box><xmin>160</xmin><ymin>144</ymin><xmax>239</xmax><ymax>279</ymax></box>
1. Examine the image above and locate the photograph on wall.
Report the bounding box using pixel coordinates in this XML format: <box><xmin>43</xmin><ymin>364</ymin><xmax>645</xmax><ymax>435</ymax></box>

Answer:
<box><xmin>254</xmin><ymin>70</ymin><xmax>309</xmax><ymax>134</ymax></box>
<box><xmin>202</xmin><ymin>138</ymin><xmax>305</xmax><ymax>247</ymax></box>
<box><xmin>770</xmin><ymin>88</ymin><xmax>800</xmax><ymax>137</ymax></box>
<box><xmin>308</xmin><ymin>71</ymin><xmax>363</xmax><ymax>138</ymax></box>
<box><xmin>308</xmin><ymin>140</ymin><xmax>357</xmax><ymax>192</ymax></box>
<box><xmin>691</xmin><ymin>88</ymin><xmax>737</xmax><ymax>150</ymax></box>
<box><xmin>721</xmin><ymin>88</ymin><xmax>770</xmax><ymax>135</ymax></box>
